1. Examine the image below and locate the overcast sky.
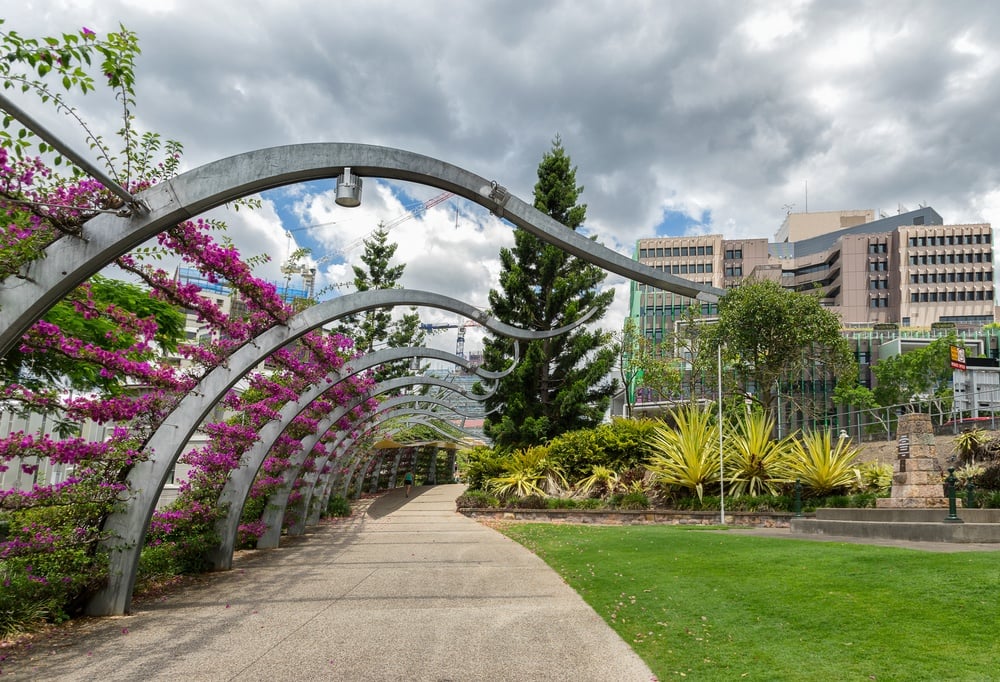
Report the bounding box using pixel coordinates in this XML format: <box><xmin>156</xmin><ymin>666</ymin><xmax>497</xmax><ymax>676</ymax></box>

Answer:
<box><xmin>7</xmin><ymin>1</ymin><xmax>1000</xmax><ymax>357</ymax></box>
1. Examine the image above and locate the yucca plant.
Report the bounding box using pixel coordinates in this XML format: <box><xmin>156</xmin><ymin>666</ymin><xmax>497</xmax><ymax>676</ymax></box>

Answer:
<box><xmin>780</xmin><ymin>430</ymin><xmax>862</xmax><ymax>496</ymax></box>
<box><xmin>954</xmin><ymin>429</ymin><xmax>990</xmax><ymax>464</ymax></box>
<box><xmin>724</xmin><ymin>412</ymin><xmax>793</xmax><ymax>496</ymax></box>
<box><xmin>852</xmin><ymin>460</ymin><xmax>893</xmax><ymax>495</ymax></box>
<box><xmin>575</xmin><ymin>465</ymin><xmax>621</xmax><ymax>498</ymax></box>
<box><xmin>487</xmin><ymin>445</ymin><xmax>566</xmax><ymax>499</ymax></box>
<box><xmin>646</xmin><ymin>406</ymin><xmax>721</xmax><ymax>501</ymax></box>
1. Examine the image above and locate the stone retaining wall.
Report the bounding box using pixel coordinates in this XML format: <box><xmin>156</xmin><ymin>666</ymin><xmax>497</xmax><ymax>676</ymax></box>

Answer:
<box><xmin>458</xmin><ymin>508</ymin><xmax>797</xmax><ymax>527</ymax></box>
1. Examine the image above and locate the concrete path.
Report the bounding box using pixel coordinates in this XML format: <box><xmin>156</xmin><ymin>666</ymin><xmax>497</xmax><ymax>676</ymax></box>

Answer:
<box><xmin>4</xmin><ymin>484</ymin><xmax>654</xmax><ymax>681</ymax></box>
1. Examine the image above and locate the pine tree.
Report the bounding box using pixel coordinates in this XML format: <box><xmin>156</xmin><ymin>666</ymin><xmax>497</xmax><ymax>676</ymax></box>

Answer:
<box><xmin>482</xmin><ymin>137</ymin><xmax>617</xmax><ymax>449</ymax></box>
<box><xmin>339</xmin><ymin>224</ymin><xmax>425</xmax><ymax>383</ymax></box>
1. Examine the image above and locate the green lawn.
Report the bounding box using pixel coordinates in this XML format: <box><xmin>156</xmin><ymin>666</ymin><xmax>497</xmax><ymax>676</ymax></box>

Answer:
<box><xmin>498</xmin><ymin>524</ymin><xmax>1000</xmax><ymax>681</ymax></box>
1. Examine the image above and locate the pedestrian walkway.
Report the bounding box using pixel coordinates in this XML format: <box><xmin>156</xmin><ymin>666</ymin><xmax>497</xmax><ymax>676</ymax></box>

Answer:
<box><xmin>4</xmin><ymin>484</ymin><xmax>654</xmax><ymax>681</ymax></box>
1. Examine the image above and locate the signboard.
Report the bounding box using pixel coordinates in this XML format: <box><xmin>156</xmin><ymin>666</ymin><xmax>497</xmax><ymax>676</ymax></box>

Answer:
<box><xmin>950</xmin><ymin>345</ymin><xmax>966</xmax><ymax>371</ymax></box>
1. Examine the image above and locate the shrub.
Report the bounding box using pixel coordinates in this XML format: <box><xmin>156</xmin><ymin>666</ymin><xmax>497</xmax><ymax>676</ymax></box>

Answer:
<box><xmin>613</xmin><ymin>491</ymin><xmax>650</xmax><ymax>510</ymax></box>
<box><xmin>852</xmin><ymin>460</ymin><xmax>893</xmax><ymax>495</ymax></box>
<box><xmin>980</xmin><ymin>491</ymin><xmax>1000</xmax><ymax>509</ymax></box>
<box><xmin>576</xmin><ymin>498</ymin><xmax>605</xmax><ymax>510</ymax></box>
<box><xmin>513</xmin><ymin>494</ymin><xmax>547</xmax><ymax>509</ymax></box>
<box><xmin>326</xmin><ymin>495</ymin><xmax>351</xmax><ymax>517</ymax></box>
<box><xmin>972</xmin><ymin>463</ymin><xmax>1000</xmax><ymax>492</ymax></box>
<box><xmin>455</xmin><ymin>490</ymin><xmax>498</xmax><ymax>509</ymax></box>
<box><xmin>546</xmin><ymin>497</ymin><xmax>578</xmax><ymax>509</ymax></box>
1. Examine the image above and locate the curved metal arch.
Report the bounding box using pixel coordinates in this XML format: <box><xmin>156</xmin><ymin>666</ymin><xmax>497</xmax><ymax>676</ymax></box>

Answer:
<box><xmin>214</xmin><ymin>343</ymin><xmax>493</xmax><ymax>560</ymax></box>
<box><xmin>0</xmin><ymin>142</ymin><xmax>722</xmax><ymax>358</ymax></box>
<box><xmin>333</xmin><ymin>403</ymin><xmax>481</xmax><ymax>498</ymax></box>
<box><xmin>219</xmin><ymin>372</ymin><xmax>489</xmax><ymax>563</ymax></box>
<box><xmin>209</xmin><ymin>355</ymin><xmax>485</xmax><ymax>568</ymax></box>
<box><xmin>89</xmin><ymin>290</ymin><xmax>569</xmax><ymax>616</ymax></box>
<box><xmin>310</xmin><ymin>412</ymin><xmax>475</xmax><ymax>518</ymax></box>
<box><xmin>254</xmin><ymin>394</ymin><xmax>471</xmax><ymax>549</ymax></box>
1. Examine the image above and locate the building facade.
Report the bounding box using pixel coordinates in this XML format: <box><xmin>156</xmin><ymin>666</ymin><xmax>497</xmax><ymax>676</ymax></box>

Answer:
<box><xmin>630</xmin><ymin>206</ymin><xmax>996</xmax><ymax>339</ymax></box>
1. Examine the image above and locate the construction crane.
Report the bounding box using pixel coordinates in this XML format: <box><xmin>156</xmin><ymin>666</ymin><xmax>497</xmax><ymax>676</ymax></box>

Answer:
<box><xmin>419</xmin><ymin>320</ymin><xmax>481</xmax><ymax>357</ymax></box>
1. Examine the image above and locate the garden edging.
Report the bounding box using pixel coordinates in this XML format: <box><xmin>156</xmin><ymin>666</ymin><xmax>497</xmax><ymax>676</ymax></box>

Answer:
<box><xmin>458</xmin><ymin>507</ymin><xmax>798</xmax><ymax>527</ymax></box>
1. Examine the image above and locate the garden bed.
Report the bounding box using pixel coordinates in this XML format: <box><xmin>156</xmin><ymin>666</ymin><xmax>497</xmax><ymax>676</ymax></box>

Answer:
<box><xmin>458</xmin><ymin>507</ymin><xmax>798</xmax><ymax>527</ymax></box>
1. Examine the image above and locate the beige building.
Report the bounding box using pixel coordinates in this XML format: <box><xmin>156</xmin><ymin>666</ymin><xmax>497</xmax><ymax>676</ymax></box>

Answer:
<box><xmin>630</xmin><ymin>206</ymin><xmax>996</xmax><ymax>335</ymax></box>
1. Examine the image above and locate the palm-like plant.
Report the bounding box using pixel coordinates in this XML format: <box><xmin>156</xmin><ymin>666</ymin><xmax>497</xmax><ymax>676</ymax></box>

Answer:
<box><xmin>780</xmin><ymin>430</ymin><xmax>861</xmax><ymax>496</ymax></box>
<box><xmin>954</xmin><ymin>429</ymin><xmax>990</xmax><ymax>464</ymax></box>
<box><xmin>725</xmin><ymin>412</ymin><xmax>793</xmax><ymax>496</ymax></box>
<box><xmin>575</xmin><ymin>465</ymin><xmax>621</xmax><ymax>498</ymax></box>
<box><xmin>646</xmin><ymin>406</ymin><xmax>721</xmax><ymax>501</ymax></box>
<box><xmin>488</xmin><ymin>445</ymin><xmax>566</xmax><ymax>499</ymax></box>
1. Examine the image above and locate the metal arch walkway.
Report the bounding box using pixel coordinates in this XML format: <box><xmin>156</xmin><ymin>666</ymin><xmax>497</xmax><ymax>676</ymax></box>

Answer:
<box><xmin>3</xmin><ymin>485</ymin><xmax>653</xmax><ymax>682</ymax></box>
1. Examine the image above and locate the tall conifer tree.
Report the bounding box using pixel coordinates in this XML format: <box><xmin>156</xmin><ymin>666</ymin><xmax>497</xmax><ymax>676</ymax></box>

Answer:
<box><xmin>482</xmin><ymin>137</ymin><xmax>617</xmax><ymax>449</ymax></box>
<box><xmin>339</xmin><ymin>223</ymin><xmax>425</xmax><ymax>383</ymax></box>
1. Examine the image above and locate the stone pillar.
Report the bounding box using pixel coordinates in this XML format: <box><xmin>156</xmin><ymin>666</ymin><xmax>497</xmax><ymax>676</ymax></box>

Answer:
<box><xmin>876</xmin><ymin>412</ymin><xmax>949</xmax><ymax>508</ymax></box>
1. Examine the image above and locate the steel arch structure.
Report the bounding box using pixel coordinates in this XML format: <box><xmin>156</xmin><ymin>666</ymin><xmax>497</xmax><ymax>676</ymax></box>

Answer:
<box><xmin>0</xmin><ymin>142</ymin><xmax>722</xmax><ymax>358</ymax></box>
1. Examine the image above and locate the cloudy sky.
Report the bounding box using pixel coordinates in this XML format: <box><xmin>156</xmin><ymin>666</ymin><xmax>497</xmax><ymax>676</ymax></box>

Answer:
<box><xmin>6</xmin><ymin>1</ymin><xmax>1000</xmax><ymax>357</ymax></box>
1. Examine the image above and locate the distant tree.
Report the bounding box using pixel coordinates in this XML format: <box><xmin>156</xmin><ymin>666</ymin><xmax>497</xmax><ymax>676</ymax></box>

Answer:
<box><xmin>700</xmin><ymin>279</ymin><xmax>855</xmax><ymax>411</ymax></box>
<box><xmin>337</xmin><ymin>224</ymin><xmax>425</xmax><ymax>382</ymax></box>
<box><xmin>617</xmin><ymin>317</ymin><xmax>681</xmax><ymax>417</ymax></box>
<box><xmin>482</xmin><ymin>136</ymin><xmax>616</xmax><ymax>449</ymax></box>
<box><xmin>870</xmin><ymin>334</ymin><xmax>959</xmax><ymax>413</ymax></box>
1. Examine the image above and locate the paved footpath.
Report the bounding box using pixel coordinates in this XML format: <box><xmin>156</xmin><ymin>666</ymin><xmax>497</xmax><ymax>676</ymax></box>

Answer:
<box><xmin>4</xmin><ymin>484</ymin><xmax>654</xmax><ymax>681</ymax></box>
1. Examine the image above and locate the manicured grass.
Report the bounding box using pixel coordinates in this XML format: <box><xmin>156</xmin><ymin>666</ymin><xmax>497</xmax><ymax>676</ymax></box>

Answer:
<box><xmin>498</xmin><ymin>524</ymin><xmax>1000</xmax><ymax>681</ymax></box>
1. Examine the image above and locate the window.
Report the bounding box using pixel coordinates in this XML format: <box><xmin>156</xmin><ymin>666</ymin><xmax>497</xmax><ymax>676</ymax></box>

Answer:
<box><xmin>706</xmin><ymin>245</ymin><xmax>714</xmax><ymax>255</ymax></box>
<box><xmin>672</xmin><ymin>264</ymin><xmax>679</xmax><ymax>274</ymax></box>
<box><xmin>697</xmin><ymin>246</ymin><xmax>706</xmax><ymax>256</ymax></box>
<box><xmin>680</xmin><ymin>264</ymin><xmax>688</xmax><ymax>274</ymax></box>
<box><xmin>733</xmin><ymin>265</ymin><xmax>743</xmax><ymax>277</ymax></box>
<box><xmin>910</xmin><ymin>274</ymin><xmax>919</xmax><ymax>284</ymax></box>
<box><xmin>681</xmin><ymin>247</ymin><xmax>688</xmax><ymax>257</ymax></box>
<box><xmin>909</xmin><ymin>237</ymin><xmax>918</xmax><ymax>247</ymax></box>
<box><xmin>705</xmin><ymin>263</ymin><xmax>713</xmax><ymax>273</ymax></box>
<box><xmin>697</xmin><ymin>263</ymin><xmax>705</xmax><ymax>273</ymax></box>
<box><xmin>638</xmin><ymin>248</ymin><xmax>648</xmax><ymax>258</ymax></box>
<box><xmin>911</xmin><ymin>293</ymin><xmax>919</xmax><ymax>302</ymax></box>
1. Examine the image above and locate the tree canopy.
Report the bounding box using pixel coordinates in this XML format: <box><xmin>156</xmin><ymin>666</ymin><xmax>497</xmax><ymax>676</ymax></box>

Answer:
<box><xmin>701</xmin><ymin>278</ymin><xmax>855</xmax><ymax>410</ymax></box>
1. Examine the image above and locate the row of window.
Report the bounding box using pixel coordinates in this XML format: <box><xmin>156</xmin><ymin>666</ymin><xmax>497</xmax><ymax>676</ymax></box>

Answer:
<box><xmin>724</xmin><ymin>265</ymin><xmax>743</xmax><ymax>277</ymax></box>
<box><xmin>870</xmin><ymin>297</ymin><xmax>890</xmax><ymax>308</ymax></box>
<box><xmin>867</xmin><ymin>243</ymin><xmax>889</xmax><ymax>254</ymax></box>
<box><xmin>724</xmin><ymin>249</ymin><xmax>743</xmax><ymax>260</ymax></box>
<box><xmin>909</xmin><ymin>271</ymin><xmax>993</xmax><ymax>284</ymax></box>
<box><xmin>869</xmin><ymin>279</ymin><xmax>890</xmax><ymax>289</ymax></box>
<box><xmin>907</xmin><ymin>234</ymin><xmax>991</xmax><ymax>247</ymax></box>
<box><xmin>649</xmin><ymin>262</ymin><xmax>714</xmax><ymax>275</ymax></box>
<box><xmin>908</xmin><ymin>252</ymin><xmax>992</xmax><ymax>265</ymax></box>
<box><xmin>868</xmin><ymin>260</ymin><xmax>889</xmax><ymax>271</ymax></box>
<box><xmin>639</xmin><ymin>245</ymin><xmax>714</xmax><ymax>258</ymax></box>
<box><xmin>909</xmin><ymin>290</ymin><xmax>994</xmax><ymax>303</ymax></box>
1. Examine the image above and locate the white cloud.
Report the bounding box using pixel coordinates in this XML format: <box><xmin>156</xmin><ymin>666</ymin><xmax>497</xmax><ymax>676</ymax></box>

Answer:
<box><xmin>8</xmin><ymin>0</ymin><xmax>1000</xmax><ymax>354</ymax></box>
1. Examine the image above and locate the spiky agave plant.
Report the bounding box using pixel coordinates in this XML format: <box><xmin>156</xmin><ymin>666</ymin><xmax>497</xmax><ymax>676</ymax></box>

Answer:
<box><xmin>781</xmin><ymin>429</ymin><xmax>861</xmax><ymax>496</ymax></box>
<box><xmin>646</xmin><ymin>406</ymin><xmax>721</xmax><ymax>501</ymax></box>
<box><xmin>725</xmin><ymin>411</ymin><xmax>794</xmax><ymax>496</ymax></box>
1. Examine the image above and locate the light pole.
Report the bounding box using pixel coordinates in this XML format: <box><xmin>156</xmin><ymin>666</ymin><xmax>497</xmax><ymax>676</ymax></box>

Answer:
<box><xmin>718</xmin><ymin>343</ymin><xmax>725</xmax><ymax>525</ymax></box>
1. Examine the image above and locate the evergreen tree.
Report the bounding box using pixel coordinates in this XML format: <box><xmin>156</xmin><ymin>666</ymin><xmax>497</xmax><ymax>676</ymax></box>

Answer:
<box><xmin>339</xmin><ymin>224</ymin><xmax>426</xmax><ymax>383</ymax></box>
<box><xmin>482</xmin><ymin>137</ymin><xmax>617</xmax><ymax>449</ymax></box>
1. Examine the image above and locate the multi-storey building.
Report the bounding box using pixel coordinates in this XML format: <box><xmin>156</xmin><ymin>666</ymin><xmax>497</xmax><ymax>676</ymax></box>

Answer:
<box><xmin>623</xmin><ymin>206</ymin><xmax>998</xmax><ymax>433</ymax></box>
<box><xmin>630</xmin><ymin>206</ymin><xmax>996</xmax><ymax>338</ymax></box>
